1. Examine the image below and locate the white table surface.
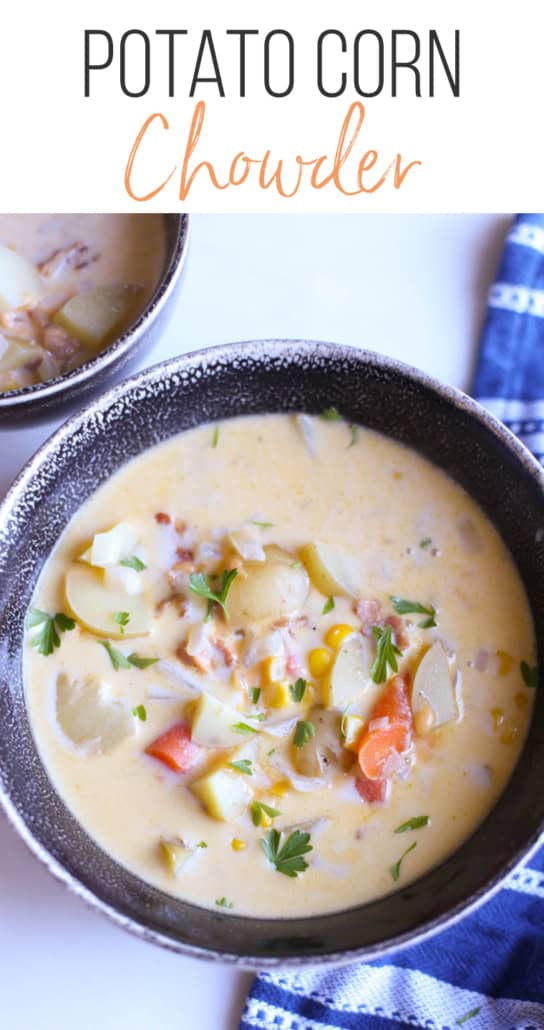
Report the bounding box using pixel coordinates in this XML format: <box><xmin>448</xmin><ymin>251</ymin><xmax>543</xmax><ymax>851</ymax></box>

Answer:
<box><xmin>0</xmin><ymin>213</ymin><xmax>510</xmax><ymax>1030</ymax></box>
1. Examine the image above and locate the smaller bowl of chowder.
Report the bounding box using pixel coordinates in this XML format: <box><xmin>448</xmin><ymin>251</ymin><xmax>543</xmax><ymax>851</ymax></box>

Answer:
<box><xmin>0</xmin><ymin>340</ymin><xmax>542</xmax><ymax>966</ymax></box>
<box><xmin>0</xmin><ymin>213</ymin><xmax>189</xmax><ymax>424</ymax></box>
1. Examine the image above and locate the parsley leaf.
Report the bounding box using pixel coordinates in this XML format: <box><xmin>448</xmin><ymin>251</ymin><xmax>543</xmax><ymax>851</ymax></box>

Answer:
<box><xmin>394</xmin><ymin>815</ymin><xmax>429</xmax><ymax>833</ymax></box>
<box><xmin>215</xmin><ymin>896</ymin><xmax>233</xmax><ymax>908</ymax></box>
<box><xmin>370</xmin><ymin>624</ymin><xmax>403</xmax><ymax>684</ymax></box>
<box><xmin>520</xmin><ymin>660</ymin><xmax>538</xmax><ymax>688</ymax></box>
<box><xmin>197</xmin><ymin>841</ymin><xmax>208</xmax><ymax>848</ymax></box>
<box><xmin>189</xmin><ymin>569</ymin><xmax>238</xmax><ymax>620</ymax></box>
<box><xmin>127</xmin><ymin>653</ymin><xmax>159</xmax><ymax>669</ymax></box>
<box><xmin>289</xmin><ymin>678</ymin><xmax>307</xmax><ymax>703</ymax></box>
<box><xmin>293</xmin><ymin>720</ymin><xmax>315</xmax><ymax>747</ymax></box>
<box><xmin>456</xmin><ymin>1007</ymin><xmax>481</xmax><ymax>1026</ymax></box>
<box><xmin>211</xmin><ymin>425</ymin><xmax>219</xmax><ymax>448</ymax></box>
<box><xmin>322</xmin><ymin>596</ymin><xmax>335</xmax><ymax>615</ymax></box>
<box><xmin>99</xmin><ymin>641</ymin><xmax>131</xmax><ymax>670</ymax></box>
<box><xmin>114</xmin><ymin>611</ymin><xmax>130</xmax><ymax>634</ymax></box>
<box><xmin>391</xmin><ymin>596</ymin><xmax>437</xmax><ymax>628</ymax></box>
<box><xmin>231</xmin><ymin>721</ymin><xmax>259</xmax><ymax>734</ymax></box>
<box><xmin>251</xmin><ymin>520</ymin><xmax>274</xmax><ymax>529</ymax></box>
<box><xmin>321</xmin><ymin>406</ymin><xmax>342</xmax><ymax>421</ymax></box>
<box><xmin>228</xmin><ymin>759</ymin><xmax>253</xmax><ymax>775</ymax></box>
<box><xmin>132</xmin><ymin>704</ymin><xmax>147</xmax><ymax>721</ymax></box>
<box><xmin>251</xmin><ymin>801</ymin><xmax>281</xmax><ymax>827</ymax></box>
<box><xmin>120</xmin><ymin>555</ymin><xmax>146</xmax><ymax>571</ymax></box>
<box><xmin>419</xmin><ymin>538</ymin><xmax>432</xmax><ymax>550</ymax></box>
<box><xmin>261</xmin><ymin>828</ymin><xmax>313</xmax><ymax>878</ymax></box>
<box><xmin>26</xmin><ymin>609</ymin><xmax>75</xmax><ymax>656</ymax></box>
<box><xmin>390</xmin><ymin>840</ymin><xmax>417</xmax><ymax>881</ymax></box>
<box><xmin>348</xmin><ymin>424</ymin><xmax>358</xmax><ymax>448</ymax></box>
<box><xmin>250</xmin><ymin>687</ymin><xmax>261</xmax><ymax>704</ymax></box>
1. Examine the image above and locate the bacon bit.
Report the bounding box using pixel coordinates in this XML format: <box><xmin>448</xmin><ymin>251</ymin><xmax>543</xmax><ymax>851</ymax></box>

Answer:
<box><xmin>155</xmin><ymin>594</ymin><xmax>188</xmax><ymax>615</ymax></box>
<box><xmin>273</xmin><ymin>614</ymin><xmax>309</xmax><ymax>634</ymax></box>
<box><xmin>176</xmin><ymin>547</ymin><xmax>194</xmax><ymax>564</ymax></box>
<box><xmin>155</xmin><ymin>512</ymin><xmax>171</xmax><ymax>525</ymax></box>
<box><xmin>384</xmin><ymin>613</ymin><xmax>409</xmax><ymax>650</ymax></box>
<box><xmin>354</xmin><ymin>598</ymin><xmax>382</xmax><ymax>635</ymax></box>
<box><xmin>355</xmin><ymin>773</ymin><xmax>388</xmax><ymax>803</ymax></box>
<box><xmin>38</xmin><ymin>242</ymin><xmax>91</xmax><ymax>278</ymax></box>
<box><xmin>174</xmin><ymin>518</ymin><xmax>187</xmax><ymax>534</ymax></box>
<box><xmin>212</xmin><ymin>637</ymin><xmax>238</xmax><ymax>667</ymax></box>
<box><xmin>286</xmin><ymin>653</ymin><xmax>302</xmax><ymax>677</ymax></box>
<box><xmin>43</xmin><ymin>324</ymin><xmax>81</xmax><ymax>360</ymax></box>
<box><xmin>176</xmin><ymin>644</ymin><xmax>210</xmax><ymax>674</ymax></box>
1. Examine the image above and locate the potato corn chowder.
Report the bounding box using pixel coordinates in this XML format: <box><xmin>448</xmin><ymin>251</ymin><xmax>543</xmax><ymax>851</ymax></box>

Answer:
<box><xmin>24</xmin><ymin>413</ymin><xmax>537</xmax><ymax>917</ymax></box>
<box><xmin>0</xmin><ymin>214</ymin><xmax>165</xmax><ymax>391</ymax></box>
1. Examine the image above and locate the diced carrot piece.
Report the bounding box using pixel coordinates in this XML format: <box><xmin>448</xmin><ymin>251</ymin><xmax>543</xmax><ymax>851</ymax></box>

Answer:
<box><xmin>355</xmin><ymin>773</ymin><xmax>388</xmax><ymax>803</ymax></box>
<box><xmin>357</xmin><ymin>675</ymin><xmax>412</xmax><ymax>781</ymax></box>
<box><xmin>145</xmin><ymin>721</ymin><xmax>200</xmax><ymax>773</ymax></box>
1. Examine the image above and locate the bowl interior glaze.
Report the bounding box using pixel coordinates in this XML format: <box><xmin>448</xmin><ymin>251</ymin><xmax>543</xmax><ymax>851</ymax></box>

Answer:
<box><xmin>0</xmin><ymin>340</ymin><xmax>543</xmax><ymax>968</ymax></box>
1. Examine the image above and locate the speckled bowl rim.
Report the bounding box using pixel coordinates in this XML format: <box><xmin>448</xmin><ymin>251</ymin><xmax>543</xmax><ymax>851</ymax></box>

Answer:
<box><xmin>0</xmin><ymin>213</ymin><xmax>190</xmax><ymax>412</ymax></box>
<box><xmin>0</xmin><ymin>338</ymin><xmax>543</xmax><ymax>971</ymax></box>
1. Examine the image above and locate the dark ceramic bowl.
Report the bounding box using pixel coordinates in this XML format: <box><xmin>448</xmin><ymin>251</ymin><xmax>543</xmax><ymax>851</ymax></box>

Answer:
<box><xmin>0</xmin><ymin>214</ymin><xmax>190</xmax><ymax>426</ymax></box>
<box><xmin>0</xmin><ymin>340</ymin><xmax>542</xmax><ymax>968</ymax></box>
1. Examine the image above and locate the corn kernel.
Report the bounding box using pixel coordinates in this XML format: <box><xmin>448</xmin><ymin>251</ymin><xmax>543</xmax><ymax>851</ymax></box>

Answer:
<box><xmin>260</xmin><ymin>812</ymin><xmax>272</xmax><ymax>828</ymax></box>
<box><xmin>325</xmin><ymin>624</ymin><xmax>355</xmax><ymax>650</ymax></box>
<box><xmin>231</xmin><ymin>838</ymin><xmax>247</xmax><ymax>852</ymax></box>
<box><xmin>264</xmin><ymin>680</ymin><xmax>291</xmax><ymax>709</ymax></box>
<box><xmin>491</xmin><ymin>707</ymin><xmax>505</xmax><ymax>731</ymax></box>
<box><xmin>269</xmin><ymin>778</ymin><xmax>290</xmax><ymax>798</ymax></box>
<box><xmin>496</xmin><ymin>650</ymin><xmax>513</xmax><ymax>676</ymax></box>
<box><xmin>342</xmin><ymin>714</ymin><xmax>365</xmax><ymax>751</ymax></box>
<box><xmin>308</xmin><ymin>647</ymin><xmax>332</xmax><ymax>678</ymax></box>
<box><xmin>262</xmin><ymin>655</ymin><xmax>284</xmax><ymax>685</ymax></box>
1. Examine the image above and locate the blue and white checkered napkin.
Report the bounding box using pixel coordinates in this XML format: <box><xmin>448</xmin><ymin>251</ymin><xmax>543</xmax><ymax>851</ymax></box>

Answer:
<box><xmin>240</xmin><ymin>214</ymin><xmax>544</xmax><ymax>1030</ymax></box>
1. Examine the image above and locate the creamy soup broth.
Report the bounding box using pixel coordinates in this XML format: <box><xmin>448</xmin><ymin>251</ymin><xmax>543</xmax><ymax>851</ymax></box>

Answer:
<box><xmin>24</xmin><ymin>415</ymin><xmax>536</xmax><ymax>917</ymax></box>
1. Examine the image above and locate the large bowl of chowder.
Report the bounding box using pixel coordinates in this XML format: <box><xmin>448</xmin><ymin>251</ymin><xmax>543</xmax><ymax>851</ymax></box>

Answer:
<box><xmin>0</xmin><ymin>213</ymin><xmax>189</xmax><ymax>424</ymax></box>
<box><xmin>0</xmin><ymin>340</ymin><xmax>542</xmax><ymax>966</ymax></box>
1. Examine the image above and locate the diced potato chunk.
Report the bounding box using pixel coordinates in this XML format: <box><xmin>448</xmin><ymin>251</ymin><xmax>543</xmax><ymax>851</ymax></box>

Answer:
<box><xmin>0</xmin><ymin>338</ymin><xmax>41</xmax><ymax>373</ymax></box>
<box><xmin>412</xmin><ymin>641</ymin><xmax>457</xmax><ymax>728</ymax></box>
<box><xmin>65</xmin><ymin>565</ymin><xmax>150</xmax><ymax>638</ymax></box>
<box><xmin>56</xmin><ymin>674</ymin><xmax>134</xmax><ymax>753</ymax></box>
<box><xmin>293</xmin><ymin>734</ymin><xmax>324</xmax><ymax>777</ymax></box>
<box><xmin>191</xmin><ymin>693</ymin><xmax>249</xmax><ymax>748</ymax></box>
<box><xmin>54</xmin><ymin>284</ymin><xmax>143</xmax><ymax>350</ymax></box>
<box><xmin>160</xmin><ymin>837</ymin><xmax>194</xmax><ymax>876</ymax></box>
<box><xmin>300</xmin><ymin>541</ymin><xmax>359</xmax><ymax>597</ymax></box>
<box><xmin>80</xmin><ymin>523</ymin><xmax>138</xmax><ymax>568</ymax></box>
<box><xmin>0</xmin><ymin>246</ymin><xmax>45</xmax><ymax>311</ymax></box>
<box><xmin>191</xmin><ymin>767</ymin><xmax>252</xmax><ymax>821</ymax></box>
<box><xmin>228</xmin><ymin>547</ymin><xmax>309</xmax><ymax>626</ymax></box>
<box><xmin>324</xmin><ymin>633</ymin><xmax>377</xmax><ymax>710</ymax></box>
<box><xmin>342</xmin><ymin>713</ymin><xmax>365</xmax><ymax>751</ymax></box>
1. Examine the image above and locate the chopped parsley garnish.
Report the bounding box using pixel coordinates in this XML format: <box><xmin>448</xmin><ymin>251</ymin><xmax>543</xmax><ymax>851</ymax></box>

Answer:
<box><xmin>348</xmin><ymin>424</ymin><xmax>358</xmax><ymax>448</ymax></box>
<box><xmin>370</xmin><ymin>624</ymin><xmax>403</xmax><ymax>684</ymax></box>
<box><xmin>419</xmin><ymin>538</ymin><xmax>432</xmax><ymax>550</ymax></box>
<box><xmin>114</xmin><ymin>610</ymin><xmax>130</xmax><ymax>634</ymax></box>
<box><xmin>215</xmin><ymin>896</ymin><xmax>233</xmax><ymax>908</ymax></box>
<box><xmin>250</xmin><ymin>687</ymin><xmax>261</xmax><ymax>705</ymax></box>
<box><xmin>261</xmin><ymin>828</ymin><xmax>312</xmax><ymax>878</ymax></box>
<box><xmin>132</xmin><ymin>704</ymin><xmax>147</xmax><ymax>721</ymax></box>
<box><xmin>120</xmin><ymin>555</ymin><xmax>146</xmax><ymax>571</ymax></box>
<box><xmin>228</xmin><ymin>759</ymin><xmax>253</xmax><ymax>775</ymax></box>
<box><xmin>251</xmin><ymin>520</ymin><xmax>274</xmax><ymax>529</ymax></box>
<box><xmin>321</xmin><ymin>406</ymin><xmax>342</xmax><ymax>421</ymax></box>
<box><xmin>251</xmin><ymin>801</ymin><xmax>281</xmax><ymax>827</ymax></box>
<box><xmin>231</xmin><ymin>721</ymin><xmax>259</xmax><ymax>734</ymax></box>
<box><xmin>189</xmin><ymin>569</ymin><xmax>238</xmax><ymax>621</ymax></box>
<box><xmin>322</xmin><ymin>596</ymin><xmax>335</xmax><ymax>615</ymax></box>
<box><xmin>293</xmin><ymin>719</ymin><xmax>315</xmax><ymax>747</ymax></box>
<box><xmin>26</xmin><ymin>609</ymin><xmax>75</xmax><ymax>656</ymax></box>
<box><xmin>127</xmin><ymin>653</ymin><xmax>160</xmax><ymax>669</ymax></box>
<box><xmin>99</xmin><ymin>642</ymin><xmax>159</xmax><ymax>671</ymax></box>
<box><xmin>390</xmin><ymin>840</ymin><xmax>417</xmax><ymax>881</ymax></box>
<box><xmin>197</xmin><ymin>841</ymin><xmax>208</xmax><ymax>848</ymax></box>
<box><xmin>520</xmin><ymin>661</ymin><xmax>538</xmax><ymax>688</ymax></box>
<box><xmin>211</xmin><ymin>425</ymin><xmax>219</xmax><ymax>448</ymax></box>
<box><xmin>456</xmin><ymin>1007</ymin><xmax>481</xmax><ymax>1026</ymax></box>
<box><xmin>391</xmin><ymin>596</ymin><xmax>437</xmax><ymax>628</ymax></box>
<box><xmin>289</xmin><ymin>678</ymin><xmax>307</xmax><ymax>703</ymax></box>
<box><xmin>394</xmin><ymin>815</ymin><xmax>429</xmax><ymax>833</ymax></box>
